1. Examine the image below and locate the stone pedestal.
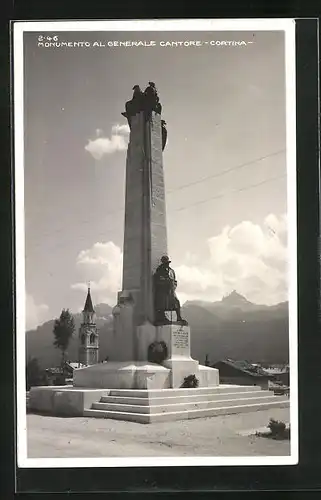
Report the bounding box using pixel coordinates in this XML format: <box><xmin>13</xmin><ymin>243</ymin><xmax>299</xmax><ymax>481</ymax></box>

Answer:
<box><xmin>156</xmin><ymin>323</ymin><xmax>191</xmax><ymax>357</ymax></box>
<box><xmin>135</xmin><ymin>322</ymin><xmax>219</xmax><ymax>388</ymax></box>
<box><xmin>156</xmin><ymin>324</ymin><xmax>198</xmax><ymax>388</ymax></box>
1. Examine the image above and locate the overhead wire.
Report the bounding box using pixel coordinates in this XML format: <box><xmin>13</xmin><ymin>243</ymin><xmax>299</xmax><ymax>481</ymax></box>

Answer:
<box><xmin>26</xmin><ymin>149</ymin><xmax>287</xmax><ymax>251</ymax></box>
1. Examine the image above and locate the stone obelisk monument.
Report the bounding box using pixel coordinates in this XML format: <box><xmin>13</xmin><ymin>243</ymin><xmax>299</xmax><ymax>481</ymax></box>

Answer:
<box><xmin>111</xmin><ymin>83</ymin><xmax>168</xmax><ymax>362</ymax></box>
<box><xmin>106</xmin><ymin>82</ymin><xmax>217</xmax><ymax>387</ymax></box>
<box><xmin>74</xmin><ymin>82</ymin><xmax>219</xmax><ymax>390</ymax></box>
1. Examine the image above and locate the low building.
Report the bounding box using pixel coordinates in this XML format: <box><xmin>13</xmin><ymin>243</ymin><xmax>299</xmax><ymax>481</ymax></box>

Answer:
<box><xmin>45</xmin><ymin>361</ymin><xmax>87</xmax><ymax>385</ymax></box>
<box><xmin>276</xmin><ymin>371</ymin><xmax>289</xmax><ymax>386</ymax></box>
<box><xmin>45</xmin><ymin>367</ymin><xmax>65</xmax><ymax>385</ymax></box>
<box><xmin>268</xmin><ymin>379</ymin><xmax>290</xmax><ymax>395</ymax></box>
<box><xmin>264</xmin><ymin>367</ymin><xmax>289</xmax><ymax>387</ymax></box>
<box><xmin>211</xmin><ymin>359</ymin><xmax>276</xmax><ymax>389</ymax></box>
<box><xmin>66</xmin><ymin>361</ymin><xmax>87</xmax><ymax>371</ymax></box>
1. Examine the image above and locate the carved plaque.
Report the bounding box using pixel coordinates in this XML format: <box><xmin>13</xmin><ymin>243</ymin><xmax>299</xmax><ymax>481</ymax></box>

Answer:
<box><xmin>173</xmin><ymin>326</ymin><xmax>189</xmax><ymax>349</ymax></box>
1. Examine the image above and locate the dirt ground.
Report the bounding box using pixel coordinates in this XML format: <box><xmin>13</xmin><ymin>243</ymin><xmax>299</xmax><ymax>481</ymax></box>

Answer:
<box><xmin>27</xmin><ymin>407</ymin><xmax>291</xmax><ymax>458</ymax></box>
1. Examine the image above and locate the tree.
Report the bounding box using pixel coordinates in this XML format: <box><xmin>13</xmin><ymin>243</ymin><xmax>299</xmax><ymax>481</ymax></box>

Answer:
<box><xmin>53</xmin><ymin>309</ymin><xmax>75</xmax><ymax>365</ymax></box>
<box><xmin>26</xmin><ymin>357</ymin><xmax>44</xmax><ymax>390</ymax></box>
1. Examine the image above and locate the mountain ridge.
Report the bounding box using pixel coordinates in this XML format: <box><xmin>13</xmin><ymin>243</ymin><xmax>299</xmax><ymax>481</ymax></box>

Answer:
<box><xmin>26</xmin><ymin>291</ymin><xmax>289</xmax><ymax>368</ymax></box>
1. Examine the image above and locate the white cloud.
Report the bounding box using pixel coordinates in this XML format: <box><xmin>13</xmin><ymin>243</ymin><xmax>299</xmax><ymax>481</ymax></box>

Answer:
<box><xmin>71</xmin><ymin>241</ymin><xmax>123</xmax><ymax>305</ymax></box>
<box><xmin>175</xmin><ymin>214</ymin><xmax>288</xmax><ymax>305</ymax></box>
<box><xmin>71</xmin><ymin>214</ymin><xmax>288</xmax><ymax>308</ymax></box>
<box><xmin>26</xmin><ymin>294</ymin><xmax>49</xmax><ymax>330</ymax></box>
<box><xmin>111</xmin><ymin>124</ymin><xmax>130</xmax><ymax>135</ymax></box>
<box><xmin>85</xmin><ymin>123</ymin><xmax>130</xmax><ymax>160</ymax></box>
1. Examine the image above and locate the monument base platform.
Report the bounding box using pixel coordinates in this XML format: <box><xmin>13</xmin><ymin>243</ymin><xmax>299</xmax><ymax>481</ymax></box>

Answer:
<box><xmin>73</xmin><ymin>361</ymin><xmax>171</xmax><ymax>390</ymax></box>
<box><xmin>72</xmin><ymin>361</ymin><xmax>219</xmax><ymax>390</ymax></box>
<box><xmin>28</xmin><ymin>383</ymin><xmax>290</xmax><ymax>422</ymax></box>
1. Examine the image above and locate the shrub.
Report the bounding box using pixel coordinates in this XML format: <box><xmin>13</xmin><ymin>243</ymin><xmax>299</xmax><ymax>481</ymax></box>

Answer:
<box><xmin>257</xmin><ymin>418</ymin><xmax>290</xmax><ymax>440</ymax></box>
<box><xmin>268</xmin><ymin>418</ymin><xmax>286</xmax><ymax>436</ymax></box>
<box><xmin>181</xmin><ymin>374</ymin><xmax>199</xmax><ymax>388</ymax></box>
<box><xmin>148</xmin><ymin>341</ymin><xmax>168</xmax><ymax>364</ymax></box>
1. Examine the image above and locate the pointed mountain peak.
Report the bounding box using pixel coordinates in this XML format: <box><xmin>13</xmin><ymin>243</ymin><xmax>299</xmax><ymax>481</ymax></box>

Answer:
<box><xmin>222</xmin><ymin>290</ymin><xmax>250</xmax><ymax>305</ymax></box>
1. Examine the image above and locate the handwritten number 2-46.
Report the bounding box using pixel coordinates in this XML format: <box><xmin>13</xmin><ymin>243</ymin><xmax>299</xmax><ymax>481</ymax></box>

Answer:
<box><xmin>37</xmin><ymin>35</ymin><xmax>59</xmax><ymax>42</ymax></box>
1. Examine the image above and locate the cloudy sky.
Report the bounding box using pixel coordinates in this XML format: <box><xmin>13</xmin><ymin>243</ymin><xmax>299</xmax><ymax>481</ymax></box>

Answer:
<box><xmin>23</xmin><ymin>29</ymin><xmax>288</xmax><ymax>329</ymax></box>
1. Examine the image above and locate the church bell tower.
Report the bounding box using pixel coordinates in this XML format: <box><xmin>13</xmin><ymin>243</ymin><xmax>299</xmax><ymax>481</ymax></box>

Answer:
<box><xmin>78</xmin><ymin>286</ymin><xmax>99</xmax><ymax>366</ymax></box>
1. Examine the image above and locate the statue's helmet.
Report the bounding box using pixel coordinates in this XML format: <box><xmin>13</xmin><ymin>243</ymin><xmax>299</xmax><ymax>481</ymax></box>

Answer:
<box><xmin>161</xmin><ymin>255</ymin><xmax>171</xmax><ymax>264</ymax></box>
<box><xmin>132</xmin><ymin>85</ymin><xmax>140</xmax><ymax>90</ymax></box>
<box><xmin>148</xmin><ymin>81</ymin><xmax>156</xmax><ymax>87</ymax></box>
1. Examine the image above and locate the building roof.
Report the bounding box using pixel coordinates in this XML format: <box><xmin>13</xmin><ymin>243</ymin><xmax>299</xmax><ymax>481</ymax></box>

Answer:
<box><xmin>83</xmin><ymin>287</ymin><xmax>95</xmax><ymax>313</ymax></box>
<box><xmin>213</xmin><ymin>358</ymin><xmax>273</xmax><ymax>378</ymax></box>
<box><xmin>263</xmin><ymin>367</ymin><xmax>288</xmax><ymax>375</ymax></box>
<box><xmin>46</xmin><ymin>362</ymin><xmax>86</xmax><ymax>374</ymax></box>
<box><xmin>66</xmin><ymin>362</ymin><xmax>86</xmax><ymax>370</ymax></box>
<box><xmin>45</xmin><ymin>367</ymin><xmax>63</xmax><ymax>374</ymax></box>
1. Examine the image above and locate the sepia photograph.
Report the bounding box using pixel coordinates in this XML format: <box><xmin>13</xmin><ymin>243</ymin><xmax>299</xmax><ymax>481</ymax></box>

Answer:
<box><xmin>14</xmin><ymin>19</ymin><xmax>297</xmax><ymax>468</ymax></box>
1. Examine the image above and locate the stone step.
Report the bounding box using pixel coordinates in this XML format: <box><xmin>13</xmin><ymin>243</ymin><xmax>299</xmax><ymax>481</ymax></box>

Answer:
<box><xmin>92</xmin><ymin>395</ymin><xmax>286</xmax><ymax>414</ymax></box>
<box><xmin>106</xmin><ymin>385</ymin><xmax>262</xmax><ymax>399</ymax></box>
<box><xmin>99</xmin><ymin>389</ymin><xmax>270</xmax><ymax>406</ymax></box>
<box><xmin>84</xmin><ymin>399</ymin><xmax>290</xmax><ymax>423</ymax></box>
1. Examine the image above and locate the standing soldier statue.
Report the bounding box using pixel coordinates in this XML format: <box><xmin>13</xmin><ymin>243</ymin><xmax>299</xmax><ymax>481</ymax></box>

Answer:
<box><xmin>153</xmin><ymin>256</ymin><xmax>187</xmax><ymax>325</ymax></box>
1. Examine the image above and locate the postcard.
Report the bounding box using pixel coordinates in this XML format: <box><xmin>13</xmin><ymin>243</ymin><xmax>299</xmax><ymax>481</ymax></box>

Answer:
<box><xmin>13</xmin><ymin>18</ymin><xmax>297</xmax><ymax>469</ymax></box>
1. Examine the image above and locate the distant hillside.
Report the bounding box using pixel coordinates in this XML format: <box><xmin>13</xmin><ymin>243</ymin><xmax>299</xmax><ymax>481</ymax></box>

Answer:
<box><xmin>26</xmin><ymin>292</ymin><xmax>289</xmax><ymax>369</ymax></box>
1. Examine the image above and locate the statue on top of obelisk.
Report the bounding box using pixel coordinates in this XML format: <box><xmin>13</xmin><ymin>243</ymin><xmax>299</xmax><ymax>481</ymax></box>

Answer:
<box><xmin>122</xmin><ymin>82</ymin><xmax>167</xmax><ymax>150</ymax></box>
<box><xmin>143</xmin><ymin>81</ymin><xmax>162</xmax><ymax>117</ymax></box>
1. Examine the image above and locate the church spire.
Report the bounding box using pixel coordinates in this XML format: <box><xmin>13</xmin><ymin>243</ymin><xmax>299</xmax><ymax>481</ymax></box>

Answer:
<box><xmin>83</xmin><ymin>283</ymin><xmax>95</xmax><ymax>313</ymax></box>
<box><xmin>79</xmin><ymin>284</ymin><xmax>99</xmax><ymax>366</ymax></box>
